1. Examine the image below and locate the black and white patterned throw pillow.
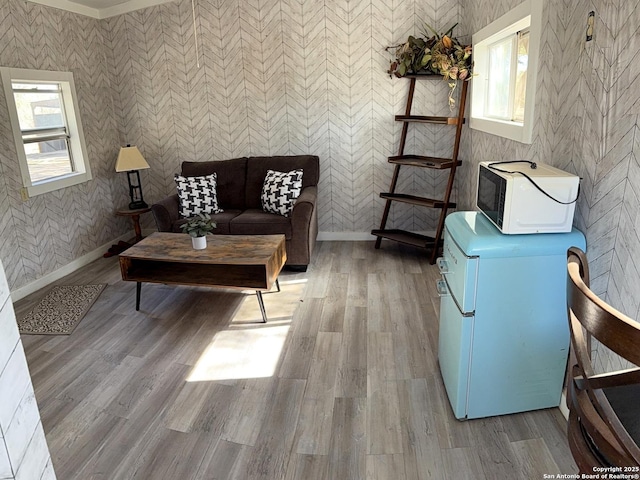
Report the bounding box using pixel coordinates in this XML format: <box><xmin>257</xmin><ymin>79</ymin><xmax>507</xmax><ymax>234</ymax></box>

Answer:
<box><xmin>261</xmin><ymin>169</ymin><xmax>303</xmax><ymax>217</ymax></box>
<box><xmin>175</xmin><ymin>173</ymin><xmax>223</xmax><ymax>217</ymax></box>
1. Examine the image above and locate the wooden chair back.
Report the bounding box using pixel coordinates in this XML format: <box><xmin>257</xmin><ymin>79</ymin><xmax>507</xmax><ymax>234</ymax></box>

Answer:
<box><xmin>566</xmin><ymin>247</ymin><xmax>640</xmax><ymax>471</ymax></box>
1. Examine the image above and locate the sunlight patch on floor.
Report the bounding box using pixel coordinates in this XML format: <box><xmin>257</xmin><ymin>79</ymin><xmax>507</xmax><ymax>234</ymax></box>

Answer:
<box><xmin>187</xmin><ymin>279</ymin><xmax>306</xmax><ymax>381</ymax></box>
<box><xmin>187</xmin><ymin>323</ymin><xmax>290</xmax><ymax>381</ymax></box>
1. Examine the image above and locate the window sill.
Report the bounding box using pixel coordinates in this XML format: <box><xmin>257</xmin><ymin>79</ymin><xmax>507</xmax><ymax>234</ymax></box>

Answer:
<box><xmin>26</xmin><ymin>172</ymin><xmax>92</xmax><ymax>197</ymax></box>
<box><xmin>469</xmin><ymin>116</ymin><xmax>532</xmax><ymax>144</ymax></box>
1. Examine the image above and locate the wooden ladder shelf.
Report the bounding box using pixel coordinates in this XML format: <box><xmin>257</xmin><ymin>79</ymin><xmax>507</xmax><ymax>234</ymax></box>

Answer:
<box><xmin>372</xmin><ymin>75</ymin><xmax>468</xmax><ymax>264</ymax></box>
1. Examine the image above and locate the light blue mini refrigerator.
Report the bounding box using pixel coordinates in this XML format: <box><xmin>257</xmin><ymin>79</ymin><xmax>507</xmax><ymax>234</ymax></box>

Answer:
<box><xmin>437</xmin><ymin>211</ymin><xmax>586</xmax><ymax>420</ymax></box>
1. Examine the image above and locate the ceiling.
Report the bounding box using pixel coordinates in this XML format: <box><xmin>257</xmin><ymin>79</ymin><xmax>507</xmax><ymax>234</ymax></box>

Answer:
<box><xmin>28</xmin><ymin>0</ymin><xmax>176</xmax><ymax>19</ymax></box>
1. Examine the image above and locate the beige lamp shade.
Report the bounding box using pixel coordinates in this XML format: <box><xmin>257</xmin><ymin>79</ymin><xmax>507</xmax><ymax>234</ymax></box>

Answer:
<box><xmin>115</xmin><ymin>146</ymin><xmax>150</xmax><ymax>172</ymax></box>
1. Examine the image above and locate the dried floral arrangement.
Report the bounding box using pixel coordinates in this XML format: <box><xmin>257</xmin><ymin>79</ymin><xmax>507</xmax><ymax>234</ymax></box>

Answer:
<box><xmin>386</xmin><ymin>24</ymin><xmax>472</xmax><ymax>108</ymax></box>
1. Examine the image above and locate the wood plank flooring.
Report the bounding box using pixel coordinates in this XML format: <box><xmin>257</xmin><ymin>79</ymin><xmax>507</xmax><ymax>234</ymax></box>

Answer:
<box><xmin>17</xmin><ymin>241</ymin><xmax>577</xmax><ymax>479</ymax></box>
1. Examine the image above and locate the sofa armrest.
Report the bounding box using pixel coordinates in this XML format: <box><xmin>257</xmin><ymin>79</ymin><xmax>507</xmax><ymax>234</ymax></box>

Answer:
<box><xmin>151</xmin><ymin>194</ymin><xmax>180</xmax><ymax>232</ymax></box>
<box><xmin>288</xmin><ymin>186</ymin><xmax>317</xmax><ymax>267</ymax></box>
<box><xmin>292</xmin><ymin>185</ymin><xmax>316</xmax><ymax>220</ymax></box>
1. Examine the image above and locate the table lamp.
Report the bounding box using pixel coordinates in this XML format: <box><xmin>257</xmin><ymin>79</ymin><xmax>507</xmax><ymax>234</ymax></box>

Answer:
<box><xmin>115</xmin><ymin>145</ymin><xmax>150</xmax><ymax>210</ymax></box>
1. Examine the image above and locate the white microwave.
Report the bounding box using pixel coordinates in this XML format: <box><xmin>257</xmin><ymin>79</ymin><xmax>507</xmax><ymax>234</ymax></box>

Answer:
<box><xmin>476</xmin><ymin>161</ymin><xmax>579</xmax><ymax>234</ymax></box>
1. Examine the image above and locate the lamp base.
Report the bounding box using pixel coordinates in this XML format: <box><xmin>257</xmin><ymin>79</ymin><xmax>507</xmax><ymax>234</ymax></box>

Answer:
<box><xmin>128</xmin><ymin>201</ymin><xmax>149</xmax><ymax>210</ymax></box>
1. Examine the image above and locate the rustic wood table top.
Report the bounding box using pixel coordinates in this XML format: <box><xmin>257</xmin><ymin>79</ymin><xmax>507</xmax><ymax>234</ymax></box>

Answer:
<box><xmin>120</xmin><ymin>232</ymin><xmax>286</xmax><ymax>265</ymax></box>
<box><xmin>118</xmin><ymin>232</ymin><xmax>287</xmax><ymax>320</ymax></box>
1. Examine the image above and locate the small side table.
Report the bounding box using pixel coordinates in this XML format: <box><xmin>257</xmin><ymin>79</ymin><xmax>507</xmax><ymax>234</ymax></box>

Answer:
<box><xmin>116</xmin><ymin>207</ymin><xmax>151</xmax><ymax>243</ymax></box>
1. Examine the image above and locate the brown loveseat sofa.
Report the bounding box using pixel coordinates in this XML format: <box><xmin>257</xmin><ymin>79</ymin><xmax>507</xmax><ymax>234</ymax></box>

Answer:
<box><xmin>151</xmin><ymin>155</ymin><xmax>319</xmax><ymax>270</ymax></box>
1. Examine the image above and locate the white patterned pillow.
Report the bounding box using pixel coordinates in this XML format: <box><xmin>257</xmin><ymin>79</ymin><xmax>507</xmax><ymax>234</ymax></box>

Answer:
<box><xmin>175</xmin><ymin>173</ymin><xmax>223</xmax><ymax>217</ymax></box>
<box><xmin>261</xmin><ymin>169</ymin><xmax>303</xmax><ymax>217</ymax></box>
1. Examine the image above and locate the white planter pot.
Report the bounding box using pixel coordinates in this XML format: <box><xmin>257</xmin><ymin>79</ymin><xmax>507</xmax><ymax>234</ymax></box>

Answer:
<box><xmin>192</xmin><ymin>236</ymin><xmax>207</xmax><ymax>250</ymax></box>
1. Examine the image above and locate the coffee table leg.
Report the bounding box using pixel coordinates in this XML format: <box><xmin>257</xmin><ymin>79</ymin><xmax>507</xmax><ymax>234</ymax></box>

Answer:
<box><xmin>256</xmin><ymin>291</ymin><xmax>267</xmax><ymax>323</ymax></box>
<box><xmin>136</xmin><ymin>282</ymin><xmax>141</xmax><ymax>311</ymax></box>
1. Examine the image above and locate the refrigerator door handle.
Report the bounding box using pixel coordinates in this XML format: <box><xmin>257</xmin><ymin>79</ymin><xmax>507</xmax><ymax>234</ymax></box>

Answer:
<box><xmin>441</xmin><ymin>276</ymin><xmax>474</xmax><ymax>317</ymax></box>
<box><xmin>436</xmin><ymin>279</ymin><xmax>449</xmax><ymax>297</ymax></box>
<box><xmin>436</xmin><ymin>257</ymin><xmax>449</xmax><ymax>274</ymax></box>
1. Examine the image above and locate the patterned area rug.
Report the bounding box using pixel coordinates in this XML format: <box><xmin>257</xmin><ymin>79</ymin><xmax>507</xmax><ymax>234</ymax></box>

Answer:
<box><xmin>18</xmin><ymin>284</ymin><xmax>107</xmax><ymax>335</ymax></box>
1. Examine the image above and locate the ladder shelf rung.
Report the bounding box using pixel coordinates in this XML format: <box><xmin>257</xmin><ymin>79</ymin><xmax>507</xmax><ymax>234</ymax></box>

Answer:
<box><xmin>371</xmin><ymin>229</ymin><xmax>440</xmax><ymax>249</ymax></box>
<box><xmin>388</xmin><ymin>155</ymin><xmax>461</xmax><ymax>169</ymax></box>
<box><xmin>380</xmin><ymin>193</ymin><xmax>456</xmax><ymax>209</ymax></box>
<box><xmin>395</xmin><ymin>115</ymin><xmax>464</xmax><ymax>125</ymax></box>
<box><xmin>403</xmin><ymin>74</ymin><xmax>444</xmax><ymax>80</ymax></box>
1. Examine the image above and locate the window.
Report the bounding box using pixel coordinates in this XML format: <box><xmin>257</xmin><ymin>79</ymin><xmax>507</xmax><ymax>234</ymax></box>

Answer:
<box><xmin>1</xmin><ymin>68</ymin><xmax>91</xmax><ymax>197</ymax></box>
<box><xmin>485</xmin><ymin>29</ymin><xmax>529</xmax><ymax>122</ymax></box>
<box><xmin>470</xmin><ymin>0</ymin><xmax>542</xmax><ymax>144</ymax></box>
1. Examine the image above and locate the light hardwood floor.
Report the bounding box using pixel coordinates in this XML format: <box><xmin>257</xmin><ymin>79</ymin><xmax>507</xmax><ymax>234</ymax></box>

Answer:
<box><xmin>17</xmin><ymin>241</ymin><xmax>577</xmax><ymax>479</ymax></box>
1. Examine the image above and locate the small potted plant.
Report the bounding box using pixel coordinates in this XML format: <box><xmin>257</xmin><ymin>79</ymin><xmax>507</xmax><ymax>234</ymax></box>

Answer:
<box><xmin>180</xmin><ymin>213</ymin><xmax>216</xmax><ymax>250</ymax></box>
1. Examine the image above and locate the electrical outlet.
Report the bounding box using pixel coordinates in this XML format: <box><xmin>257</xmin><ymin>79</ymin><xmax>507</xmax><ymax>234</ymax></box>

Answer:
<box><xmin>586</xmin><ymin>11</ymin><xmax>595</xmax><ymax>42</ymax></box>
<box><xmin>20</xmin><ymin>187</ymin><xmax>29</xmax><ymax>201</ymax></box>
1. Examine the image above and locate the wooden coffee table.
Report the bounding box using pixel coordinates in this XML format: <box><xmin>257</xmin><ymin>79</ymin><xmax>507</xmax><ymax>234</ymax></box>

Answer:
<box><xmin>119</xmin><ymin>232</ymin><xmax>286</xmax><ymax>322</ymax></box>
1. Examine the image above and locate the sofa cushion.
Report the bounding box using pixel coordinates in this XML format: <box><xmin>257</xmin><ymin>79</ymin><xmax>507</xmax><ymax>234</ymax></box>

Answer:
<box><xmin>175</xmin><ymin>173</ymin><xmax>223</xmax><ymax>217</ymax></box>
<box><xmin>261</xmin><ymin>169</ymin><xmax>303</xmax><ymax>217</ymax></box>
<box><xmin>245</xmin><ymin>156</ymin><xmax>319</xmax><ymax>209</ymax></box>
<box><xmin>229</xmin><ymin>209</ymin><xmax>292</xmax><ymax>239</ymax></box>
<box><xmin>172</xmin><ymin>209</ymin><xmax>242</xmax><ymax>235</ymax></box>
<box><xmin>181</xmin><ymin>158</ymin><xmax>247</xmax><ymax>210</ymax></box>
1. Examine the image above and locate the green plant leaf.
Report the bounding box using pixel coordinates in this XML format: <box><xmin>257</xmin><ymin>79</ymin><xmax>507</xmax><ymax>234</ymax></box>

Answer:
<box><xmin>180</xmin><ymin>213</ymin><xmax>217</xmax><ymax>238</ymax></box>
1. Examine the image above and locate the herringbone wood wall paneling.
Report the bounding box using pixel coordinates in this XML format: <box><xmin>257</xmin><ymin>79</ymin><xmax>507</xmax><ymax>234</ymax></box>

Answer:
<box><xmin>574</xmin><ymin>0</ymin><xmax>640</xmax><ymax>374</ymax></box>
<box><xmin>103</xmin><ymin>0</ymin><xmax>463</xmax><ymax>234</ymax></box>
<box><xmin>0</xmin><ymin>0</ymin><xmax>127</xmax><ymax>292</ymax></box>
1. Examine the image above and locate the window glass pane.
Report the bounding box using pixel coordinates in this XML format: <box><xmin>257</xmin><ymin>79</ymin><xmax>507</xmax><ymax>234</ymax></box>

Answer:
<box><xmin>12</xmin><ymin>81</ymin><xmax>73</xmax><ymax>183</ymax></box>
<box><xmin>513</xmin><ymin>30</ymin><xmax>529</xmax><ymax>123</ymax></box>
<box><xmin>486</xmin><ymin>36</ymin><xmax>513</xmax><ymax>120</ymax></box>
<box><xmin>24</xmin><ymin>139</ymin><xmax>72</xmax><ymax>183</ymax></box>
<box><xmin>12</xmin><ymin>85</ymin><xmax>65</xmax><ymax>131</ymax></box>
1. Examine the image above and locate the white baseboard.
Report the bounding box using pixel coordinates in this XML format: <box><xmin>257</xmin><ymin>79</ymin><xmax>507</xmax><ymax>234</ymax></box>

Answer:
<box><xmin>559</xmin><ymin>391</ymin><xmax>569</xmax><ymax>420</ymax></box>
<box><xmin>317</xmin><ymin>231</ymin><xmax>435</xmax><ymax>241</ymax></box>
<box><xmin>317</xmin><ymin>232</ymin><xmax>376</xmax><ymax>241</ymax></box>
<box><xmin>10</xmin><ymin>232</ymin><xmax>132</xmax><ymax>302</ymax></box>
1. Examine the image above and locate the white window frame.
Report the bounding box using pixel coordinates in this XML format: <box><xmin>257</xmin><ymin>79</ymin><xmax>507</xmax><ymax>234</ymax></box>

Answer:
<box><xmin>0</xmin><ymin>67</ymin><xmax>91</xmax><ymax>197</ymax></box>
<box><xmin>470</xmin><ymin>0</ymin><xmax>543</xmax><ymax>144</ymax></box>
